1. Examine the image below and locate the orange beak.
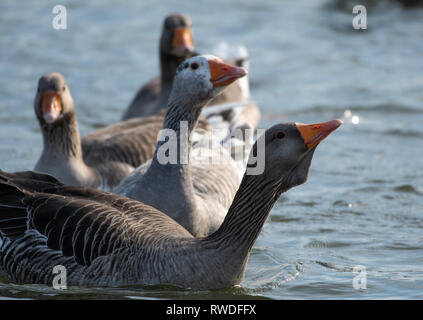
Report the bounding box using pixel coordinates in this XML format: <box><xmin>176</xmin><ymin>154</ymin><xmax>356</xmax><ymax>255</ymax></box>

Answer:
<box><xmin>296</xmin><ymin>119</ymin><xmax>343</xmax><ymax>149</ymax></box>
<box><xmin>208</xmin><ymin>59</ymin><xmax>248</xmax><ymax>87</ymax></box>
<box><xmin>172</xmin><ymin>28</ymin><xmax>194</xmax><ymax>56</ymax></box>
<box><xmin>41</xmin><ymin>92</ymin><xmax>62</xmax><ymax>124</ymax></box>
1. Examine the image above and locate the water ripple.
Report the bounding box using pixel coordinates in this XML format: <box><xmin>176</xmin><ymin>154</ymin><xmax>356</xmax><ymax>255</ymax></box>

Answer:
<box><xmin>394</xmin><ymin>184</ymin><xmax>423</xmax><ymax>195</ymax></box>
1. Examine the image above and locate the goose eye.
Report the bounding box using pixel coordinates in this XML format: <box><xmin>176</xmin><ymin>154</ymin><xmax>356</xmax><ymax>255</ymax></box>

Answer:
<box><xmin>276</xmin><ymin>131</ymin><xmax>285</xmax><ymax>139</ymax></box>
<box><xmin>62</xmin><ymin>86</ymin><xmax>66</xmax><ymax>91</ymax></box>
<box><xmin>235</xmin><ymin>59</ymin><xmax>243</xmax><ymax>67</ymax></box>
<box><xmin>190</xmin><ymin>62</ymin><xmax>199</xmax><ymax>70</ymax></box>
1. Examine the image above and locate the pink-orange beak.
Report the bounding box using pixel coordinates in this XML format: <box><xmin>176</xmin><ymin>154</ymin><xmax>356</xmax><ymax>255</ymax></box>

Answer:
<box><xmin>172</xmin><ymin>28</ymin><xmax>195</xmax><ymax>56</ymax></box>
<box><xmin>208</xmin><ymin>59</ymin><xmax>248</xmax><ymax>87</ymax></box>
<box><xmin>296</xmin><ymin>119</ymin><xmax>343</xmax><ymax>149</ymax></box>
<box><xmin>41</xmin><ymin>92</ymin><xmax>62</xmax><ymax>123</ymax></box>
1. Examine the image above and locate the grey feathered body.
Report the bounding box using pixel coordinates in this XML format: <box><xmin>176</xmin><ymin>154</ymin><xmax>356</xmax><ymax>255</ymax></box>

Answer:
<box><xmin>0</xmin><ymin>174</ymin><xmax>247</xmax><ymax>289</ymax></box>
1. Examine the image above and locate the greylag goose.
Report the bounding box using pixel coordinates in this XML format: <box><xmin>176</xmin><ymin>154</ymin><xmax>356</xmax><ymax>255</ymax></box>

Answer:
<box><xmin>122</xmin><ymin>14</ymin><xmax>261</xmax><ymax>129</ymax></box>
<box><xmin>115</xmin><ymin>55</ymin><xmax>251</xmax><ymax>236</ymax></box>
<box><xmin>122</xmin><ymin>13</ymin><xmax>196</xmax><ymax>119</ymax></box>
<box><xmin>33</xmin><ymin>72</ymin><xmax>207</xmax><ymax>190</ymax></box>
<box><xmin>0</xmin><ymin>119</ymin><xmax>342</xmax><ymax>289</ymax></box>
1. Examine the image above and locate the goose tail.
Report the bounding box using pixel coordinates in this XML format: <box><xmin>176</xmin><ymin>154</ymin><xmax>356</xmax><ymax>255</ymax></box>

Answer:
<box><xmin>0</xmin><ymin>173</ymin><xmax>28</xmax><ymax>241</ymax></box>
<box><xmin>0</xmin><ymin>170</ymin><xmax>63</xmax><ymax>193</ymax></box>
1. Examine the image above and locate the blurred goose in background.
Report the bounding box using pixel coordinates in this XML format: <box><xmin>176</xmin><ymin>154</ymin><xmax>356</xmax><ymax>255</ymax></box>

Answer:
<box><xmin>116</xmin><ymin>55</ymin><xmax>252</xmax><ymax>236</ymax></box>
<box><xmin>33</xmin><ymin>72</ymin><xmax>208</xmax><ymax>190</ymax></box>
<box><xmin>206</xmin><ymin>42</ymin><xmax>261</xmax><ymax>129</ymax></box>
<box><xmin>122</xmin><ymin>14</ymin><xmax>261</xmax><ymax>130</ymax></box>
<box><xmin>0</xmin><ymin>119</ymin><xmax>342</xmax><ymax>288</ymax></box>
<box><xmin>122</xmin><ymin>13</ymin><xmax>196</xmax><ymax>119</ymax></box>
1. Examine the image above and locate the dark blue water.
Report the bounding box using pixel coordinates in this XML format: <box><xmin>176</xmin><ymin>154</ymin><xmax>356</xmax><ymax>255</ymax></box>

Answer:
<box><xmin>0</xmin><ymin>0</ymin><xmax>422</xmax><ymax>299</ymax></box>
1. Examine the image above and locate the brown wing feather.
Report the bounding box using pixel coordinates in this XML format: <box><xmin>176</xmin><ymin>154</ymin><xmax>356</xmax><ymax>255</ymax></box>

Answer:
<box><xmin>82</xmin><ymin>115</ymin><xmax>164</xmax><ymax>168</ymax></box>
<box><xmin>0</xmin><ymin>172</ymin><xmax>192</xmax><ymax>268</ymax></box>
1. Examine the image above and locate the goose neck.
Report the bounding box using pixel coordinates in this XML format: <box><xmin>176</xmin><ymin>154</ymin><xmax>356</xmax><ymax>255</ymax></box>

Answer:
<box><xmin>204</xmin><ymin>173</ymin><xmax>289</xmax><ymax>255</ymax></box>
<box><xmin>160</xmin><ymin>52</ymin><xmax>184</xmax><ymax>84</ymax></box>
<box><xmin>40</xmin><ymin>112</ymin><xmax>83</xmax><ymax>160</ymax></box>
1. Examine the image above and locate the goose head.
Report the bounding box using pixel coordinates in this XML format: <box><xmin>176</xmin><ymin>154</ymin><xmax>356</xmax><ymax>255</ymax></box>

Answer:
<box><xmin>250</xmin><ymin>119</ymin><xmax>343</xmax><ymax>190</ymax></box>
<box><xmin>34</xmin><ymin>72</ymin><xmax>74</xmax><ymax>126</ymax></box>
<box><xmin>170</xmin><ymin>55</ymin><xmax>248</xmax><ymax>107</ymax></box>
<box><xmin>161</xmin><ymin>13</ymin><xmax>195</xmax><ymax>58</ymax></box>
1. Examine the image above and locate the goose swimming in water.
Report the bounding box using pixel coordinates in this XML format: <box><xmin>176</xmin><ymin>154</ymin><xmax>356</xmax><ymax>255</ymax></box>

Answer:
<box><xmin>33</xmin><ymin>72</ymin><xmax>211</xmax><ymax>191</ymax></box>
<box><xmin>122</xmin><ymin>13</ymin><xmax>196</xmax><ymax>119</ymax></box>
<box><xmin>0</xmin><ymin>119</ymin><xmax>342</xmax><ymax>289</ymax></box>
<box><xmin>122</xmin><ymin>13</ymin><xmax>261</xmax><ymax>129</ymax></box>
<box><xmin>116</xmin><ymin>55</ymin><xmax>252</xmax><ymax>236</ymax></box>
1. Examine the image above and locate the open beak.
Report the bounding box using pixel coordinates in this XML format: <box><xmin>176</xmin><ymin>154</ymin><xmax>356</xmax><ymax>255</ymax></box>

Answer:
<box><xmin>296</xmin><ymin>119</ymin><xmax>343</xmax><ymax>149</ymax></box>
<box><xmin>172</xmin><ymin>28</ymin><xmax>195</xmax><ymax>56</ymax></box>
<box><xmin>208</xmin><ymin>59</ymin><xmax>248</xmax><ymax>87</ymax></box>
<box><xmin>41</xmin><ymin>92</ymin><xmax>62</xmax><ymax>124</ymax></box>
